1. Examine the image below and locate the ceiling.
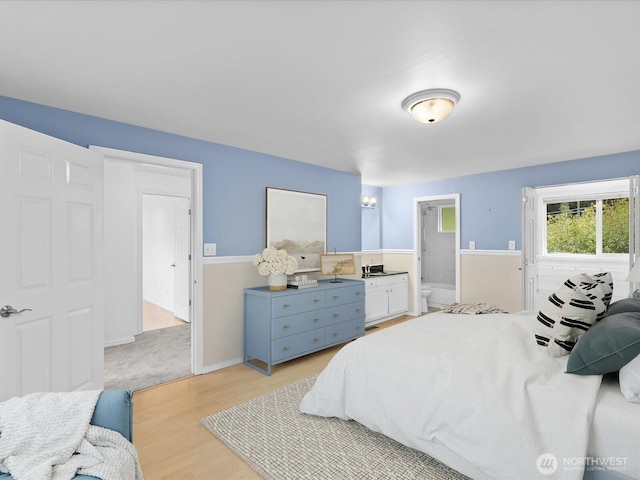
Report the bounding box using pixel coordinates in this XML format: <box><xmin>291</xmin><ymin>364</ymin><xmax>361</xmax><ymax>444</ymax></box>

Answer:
<box><xmin>1</xmin><ymin>1</ymin><xmax>639</xmax><ymax>186</ymax></box>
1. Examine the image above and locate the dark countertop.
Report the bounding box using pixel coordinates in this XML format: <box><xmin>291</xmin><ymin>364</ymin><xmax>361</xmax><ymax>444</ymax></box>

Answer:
<box><xmin>362</xmin><ymin>270</ymin><xmax>408</xmax><ymax>278</ymax></box>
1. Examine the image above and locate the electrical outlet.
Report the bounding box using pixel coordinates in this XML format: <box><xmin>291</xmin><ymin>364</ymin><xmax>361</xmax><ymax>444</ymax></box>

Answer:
<box><xmin>204</xmin><ymin>243</ymin><xmax>217</xmax><ymax>256</ymax></box>
<box><xmin>508</xmin><ymin>240</ymin><xmax>516</xmax><ymax>250</ymax></box>
<box><xmin>469</xmin><ymin>240</ymin><xmax>476</xmax><ymax>250</ymax></box>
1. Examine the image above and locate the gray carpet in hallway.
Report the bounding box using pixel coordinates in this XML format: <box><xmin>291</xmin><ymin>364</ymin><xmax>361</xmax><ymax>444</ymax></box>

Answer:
<box><xmin>104</xmin><ymin>324</ymin><xmax>192</xmax><ymax>391</ymax></box>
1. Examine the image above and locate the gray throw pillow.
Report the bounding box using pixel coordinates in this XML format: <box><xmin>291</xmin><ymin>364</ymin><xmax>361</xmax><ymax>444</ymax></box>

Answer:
<box><xmin>566</xmin><ymin>311</ymin><xmax>640</xmax><ymax>375</ymax></box>
<box><xmin>606</xmin><ymin>298</ymin><xmax>640</xmax><ymax>316</ymax></box>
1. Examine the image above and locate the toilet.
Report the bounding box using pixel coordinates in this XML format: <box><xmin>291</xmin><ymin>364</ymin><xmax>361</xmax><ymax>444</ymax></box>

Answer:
<box><xmin>420</xmin><ymin>283</ymin><xmax>432</xmax><ymax>313</ymax></box>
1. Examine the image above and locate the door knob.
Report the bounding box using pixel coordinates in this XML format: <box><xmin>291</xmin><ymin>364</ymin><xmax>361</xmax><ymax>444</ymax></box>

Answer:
<box><xmin>0</xmin><ymin>305</ymin><xmax>32</xmax><ymax>318</ymax></box>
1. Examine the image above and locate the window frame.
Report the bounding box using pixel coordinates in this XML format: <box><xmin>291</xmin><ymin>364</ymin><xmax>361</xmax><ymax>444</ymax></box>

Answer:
<box><xmin>537</xmin><ymin>179</ymin><xmax>630</xmax><ymax>258</ymax></box>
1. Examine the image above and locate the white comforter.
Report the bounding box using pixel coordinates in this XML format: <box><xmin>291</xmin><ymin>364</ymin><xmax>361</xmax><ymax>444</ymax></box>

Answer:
<box><xmin>300</xmin><ymin>312</ymin><xmax>603</xmax><ymax>480</ymax></box>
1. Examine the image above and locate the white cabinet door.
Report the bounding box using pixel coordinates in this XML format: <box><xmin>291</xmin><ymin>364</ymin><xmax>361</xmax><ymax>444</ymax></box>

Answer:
<box><xmin>365</xmin><ymin>285</ymin><xmax>388</xmax><ymax>322</ymax></box>
<box><xmin>388</xmin><ymin>278</ymin><xmax>408</xmax><ymax>315</ymax></box>
<box><xmin>0</xmin><ymin>120</ymin><xmax>104</xmax><ymax>401</ymax></box>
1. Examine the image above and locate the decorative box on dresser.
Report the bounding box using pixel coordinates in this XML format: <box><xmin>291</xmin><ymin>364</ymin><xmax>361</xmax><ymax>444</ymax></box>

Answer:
<box><xmin>243</xmin><ymin>278</ymin><xmax>365</xmax><ymax>375</ymax></box>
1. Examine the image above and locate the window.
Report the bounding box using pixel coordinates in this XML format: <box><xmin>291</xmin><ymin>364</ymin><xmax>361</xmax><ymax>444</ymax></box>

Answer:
<box><xmin>438</xmin><ymin>206</ymin><xmax>456</xmax><ymax>233</ymax></box>
<box><xmin>545</xmin><ymin>197</ymin><xmax>629</xmax><ymax>255</ymax></box>
<box><xmin>522</xmin><ymin>176</ymin><xmax>639</xmax><ymax>312</ymax></box>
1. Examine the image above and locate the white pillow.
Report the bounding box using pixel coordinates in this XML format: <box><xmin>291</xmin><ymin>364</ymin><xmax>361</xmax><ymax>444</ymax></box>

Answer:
<box><xmin>620</xmin><ymin>353</ymin><xmax>640</xmax><ymax>403</ymax></box>
<box><xmin>535</xmin><ymin>279</ymin><xmax>604</xmax><ymax>357</ymax></box>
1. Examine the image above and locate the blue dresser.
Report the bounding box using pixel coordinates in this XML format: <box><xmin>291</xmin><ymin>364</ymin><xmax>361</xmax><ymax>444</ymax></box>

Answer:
<box><xmin>243</xmin><ymin>278</ymin><xmax>365</xmax><ymax>375</ymax></box>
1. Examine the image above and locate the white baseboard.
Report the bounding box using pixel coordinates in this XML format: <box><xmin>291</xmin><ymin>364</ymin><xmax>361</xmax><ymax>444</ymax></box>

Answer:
<box><xmin>104</xmin><ymin>336</ymin><xmax>135</xmax><ymax>348</ymax></box>
<box><xmin>200</xmin><ymin>356</ymin><xmax>243</xmax><ymax>374</ymax></box>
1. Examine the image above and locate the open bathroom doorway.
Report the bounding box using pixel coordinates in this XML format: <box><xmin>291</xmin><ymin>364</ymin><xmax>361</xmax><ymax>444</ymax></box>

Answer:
<box><xmin>413</xmin><ymin>194</ymin><xmax>460</xmax><ymax>315</ymax></box>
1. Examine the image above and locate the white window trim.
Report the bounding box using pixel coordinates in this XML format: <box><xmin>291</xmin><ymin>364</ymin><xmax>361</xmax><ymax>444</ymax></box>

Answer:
<box><xmin>535</xmin><ymin>178</ymin><xmax>629</xmax><ymax>258</ymax></box>
<box><xmin>523</xmin><ymin>177</ymin><xmax>637</xmax><ymax>312</ymax></box>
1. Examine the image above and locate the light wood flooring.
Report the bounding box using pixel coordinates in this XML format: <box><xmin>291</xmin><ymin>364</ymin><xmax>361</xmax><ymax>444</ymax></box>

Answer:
<box><xmin>133</xmin><ymin>315</ymin><xmax>414</xmax><ymax>479</ymax></box>
<box><xmin>142</xmin><ymin>301</ymin><xmax>188</xmax><ymax>332</ymax></box>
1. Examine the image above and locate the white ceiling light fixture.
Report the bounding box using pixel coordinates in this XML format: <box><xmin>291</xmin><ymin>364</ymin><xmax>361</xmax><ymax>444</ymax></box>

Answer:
<box><xmin>401</xmin><ymin>88</ymin><xmax>460</xmax><ymax>124</ymax></box>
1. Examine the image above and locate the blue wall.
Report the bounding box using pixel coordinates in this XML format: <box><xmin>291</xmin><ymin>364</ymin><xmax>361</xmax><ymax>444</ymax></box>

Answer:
<box><xmin>4</xmin><ymin>95</ymin><xmax>638</xmax><ymax>256</ymax></box>
<box><xmin>378</xmin><ymin>150</ymin><xmax>640</xmax><ymax>250</ymax></box>
<box><xmin>361</xmin><ymin>184</ymin><xmax>382</xmax><ymax>250</ymax></box>
<box><xmin>0</xmin><ymin>96</ymin><xmax>362</xmax><ymax>256</ymax></box>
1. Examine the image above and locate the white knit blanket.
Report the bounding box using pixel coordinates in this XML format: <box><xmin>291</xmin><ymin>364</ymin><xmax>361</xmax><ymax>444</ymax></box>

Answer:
<box><xmin>0</xmin><ymin>390</ymin><xmax>143</xmax><ymax>480</ymax></box>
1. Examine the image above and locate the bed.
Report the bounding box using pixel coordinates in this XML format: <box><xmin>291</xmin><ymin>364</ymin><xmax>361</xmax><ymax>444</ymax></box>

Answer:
<box><xmin>300</xmin><ymin>310</ymin><xmax>640</xmax><ymax>480</ymax></box>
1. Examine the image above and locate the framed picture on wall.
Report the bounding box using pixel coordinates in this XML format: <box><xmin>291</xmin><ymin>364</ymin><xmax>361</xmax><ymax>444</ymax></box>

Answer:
<box><xmin>266</xmin><ymin>187</ymin><xmax>327</xmax><ymax>272</ymax></box>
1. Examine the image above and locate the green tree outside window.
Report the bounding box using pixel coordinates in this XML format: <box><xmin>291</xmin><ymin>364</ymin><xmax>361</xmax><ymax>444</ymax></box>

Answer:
<box><xmin>546</xmin><ymin>198</ymin><xmax>628</xmax><ymax>254</ymax></box>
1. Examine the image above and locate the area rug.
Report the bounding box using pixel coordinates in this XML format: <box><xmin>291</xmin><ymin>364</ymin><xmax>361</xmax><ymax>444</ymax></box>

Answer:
<box><xmin>104</xmin><ymin>324</ymin><xmax>191</xmax><ymax>391</ymax></box>
<box><xmin>200</xmin><ymin>375</ymin><xmax>469</xmax><ymax>480</ymax></box>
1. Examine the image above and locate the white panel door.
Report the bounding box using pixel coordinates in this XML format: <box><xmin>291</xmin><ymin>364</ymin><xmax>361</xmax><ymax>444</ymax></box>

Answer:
<box><xmin>0</xmin><ymin>120</ymin><xmax>104</xmax><ymax>401</ymax></box>
<box><xmin>173</xmin><ymin>199</ymin><xmax>191</xmax><ymax>321</ymax></box>
<box><xmin>522</xmin><ymin>187</ymin><xmax>537</xmax><ymax>311</ymax></box>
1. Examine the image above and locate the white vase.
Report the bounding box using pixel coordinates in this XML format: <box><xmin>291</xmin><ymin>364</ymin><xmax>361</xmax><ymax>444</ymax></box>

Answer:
<box><xmin>268</xmin><ymin>273</ymin><xmax>288</xmax><ymax>291</ymax></box>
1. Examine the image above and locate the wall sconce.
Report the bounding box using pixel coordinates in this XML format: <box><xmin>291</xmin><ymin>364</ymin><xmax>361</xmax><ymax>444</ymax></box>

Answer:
<box><xmin>361</xmin><ymin>195</ymin><xmax>377</xmax><ymax>209</ymax></box>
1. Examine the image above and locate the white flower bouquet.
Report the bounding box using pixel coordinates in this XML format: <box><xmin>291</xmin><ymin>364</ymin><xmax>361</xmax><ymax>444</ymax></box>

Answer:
<box><xmin>252</xmin><ymin>246</ymin><xmax>298</xmax><ymax>276</ymax></box>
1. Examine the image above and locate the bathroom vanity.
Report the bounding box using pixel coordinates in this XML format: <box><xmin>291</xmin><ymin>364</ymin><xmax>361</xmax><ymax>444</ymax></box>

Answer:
<box><xmin>363</xmin><ymin>271</ymin><xmax>409</xmax><ymax>326</ymax></box>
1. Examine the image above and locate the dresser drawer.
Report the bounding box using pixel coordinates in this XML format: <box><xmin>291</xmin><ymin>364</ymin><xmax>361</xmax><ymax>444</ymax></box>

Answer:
<box><xmin>325</xmin><ymin>318</ymin><xmax>364</xmax><ymax>345</ymax></box>
<box><xmin>272</xmin><ymin>330</ymin><xmax>324</xmax><ymax>362</ymax></box>
<box><xmin>325</xmin><ymin>285</ymin><xmax>365</xmax><ymax>306</ymax></box>
<box><xmin>325</xmin><ymin>301</ymin><xmax>365</xmax><ymax>326</ymax></box>
<box><xmin>271</xmin><ymin>310</ymin><xmax>327</xmax><ymax>339</ymax></box>
<box><xmin>271</xmin><ymin>291</ymin><xmax>325</xmax><ymax>317</ymax></box>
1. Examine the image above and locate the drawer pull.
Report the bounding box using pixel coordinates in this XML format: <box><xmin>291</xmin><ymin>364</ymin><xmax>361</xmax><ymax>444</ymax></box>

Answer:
<box><xmin>283</xmin><ymin>346</ymin><xmax>290</xmax><ymax>351</ymax></box>
<box><xmin>333</xmin><ymin>332</ymin><xmax>339</xmax><ymax>337</ymax></box>
<box><xmin>333</xmin><ymin>295</ymin><xmax>340</xmax><ymax>299</ymax></box>
<box><xmin>356</xmin><ymin>326</ymin><xmax>361</xmax><ymax>330</ymax></box>
<box><xmin>314</xmin><ymin>337</ymin><xmax>320</xmax><ymax>342</ymax></box>
<box><xmin>333</xmin><ymin>313</ymin><xmax>339</xmax><ymax>318</ymax></box>
<box><xmin>283</xmin><ymin>304</ymin><xmax>291</xmax><ymax>308</ymax></box>
<box><xmin>313</xmin><ymin>298</ymin><xmax>321</xmax><ymax>303</ymax></box>
<box><xmin>356</xmin><ymin>308</ymin><xmax>361</xmax><ymax>313</ymax></box>
<box><xmin>283</xmin><ymin>325</ymin><xmax>290</xmax><ymax>329</ymax></box>
<box><xmin>356</xmin><ymin>291</ymin><xmax>362</xmax><ymax>295</ymax></box>
<box><xmin>313</xmin><ymin>318</ymin><xmax>320</xmax><ymax>323</ymax></box>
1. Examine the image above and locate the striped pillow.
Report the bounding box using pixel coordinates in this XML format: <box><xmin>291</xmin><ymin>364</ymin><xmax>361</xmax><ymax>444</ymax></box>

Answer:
<box><xmin>565</xmin><ymin>272</ymin><xmax>613</xmax><ymax>316</ymax></box>
<box><xmin>535</xmin><ymin>276</ymin><xmax>607</xmax><ymax>357</ymax></box>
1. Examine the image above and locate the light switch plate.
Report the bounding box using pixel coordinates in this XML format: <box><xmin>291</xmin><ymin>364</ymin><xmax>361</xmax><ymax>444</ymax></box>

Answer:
<box><xmin>508</xmin><ymin>240</ymin><xmax>516</xmax><ymax>250</ymax></box>
<box><xmin>469</xmin><ymin>240</ymin><xmax>476</xmax><ymax>250</ymax></box>
<box><xmin>204</xmin><ymin>243</ymin><xmax>217</xmax><ymax>256</ymax></box>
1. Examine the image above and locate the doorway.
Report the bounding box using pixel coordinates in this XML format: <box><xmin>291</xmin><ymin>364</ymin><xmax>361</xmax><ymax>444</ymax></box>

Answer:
<box><xmin>413</xmin><ymin>194</ymin><xmax>461</xmax><ymax>315</ymax></box>
<box><xmin>142</xmin><ymin>194</ymin><xmax>191</xmax><ymax>332</ymax></box>
<box><xmin>94</xmin><ymin>146</ymin><xmax>204</xmax><ymax>379</ymax></box>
